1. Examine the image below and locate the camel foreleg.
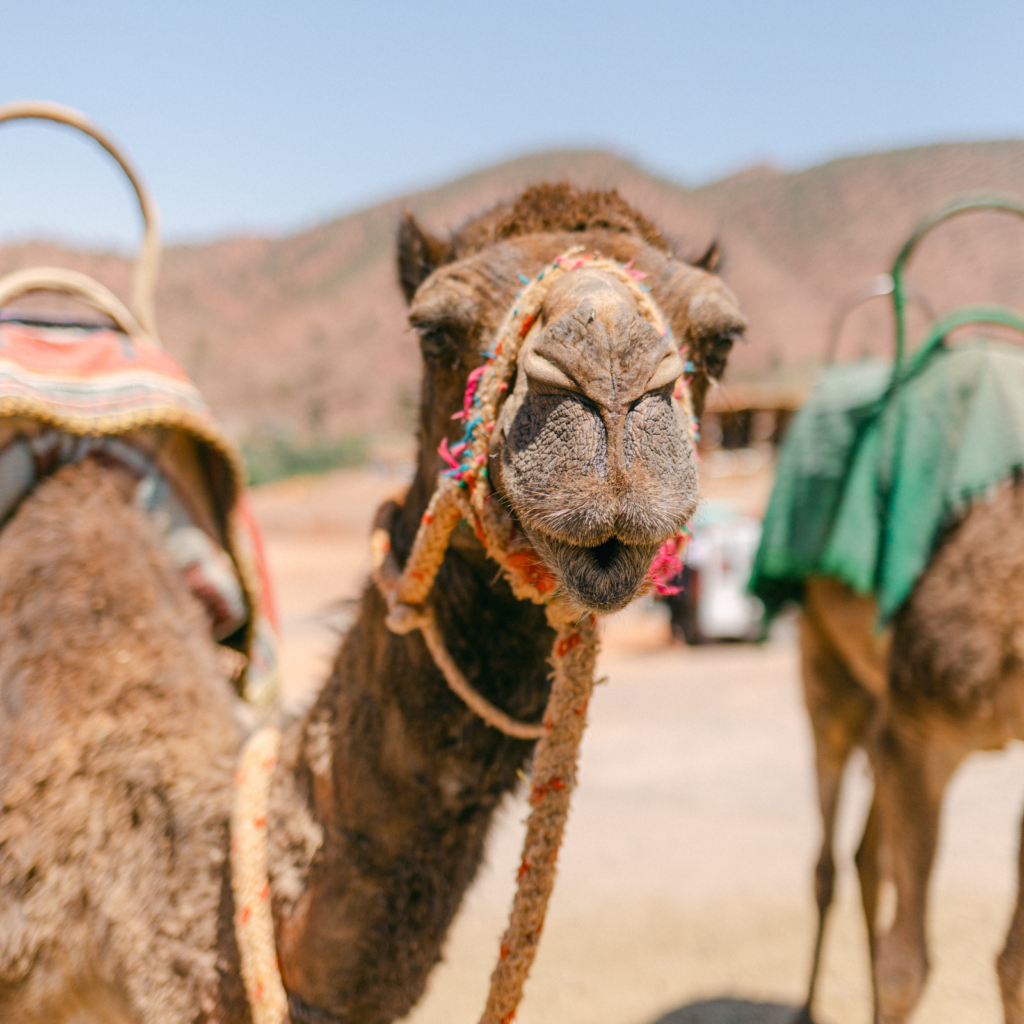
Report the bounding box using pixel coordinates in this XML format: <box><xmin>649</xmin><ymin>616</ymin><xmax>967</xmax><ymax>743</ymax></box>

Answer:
<box><xmin>854</xmin><ymin>796</ymin><xmax>882</xmax><ymax>1019</ymax></box>
<box><xmin>997</xmin><ymin>800</ymin><xmax>1024</xmax><ymax>1023</ymax></box>
<box><xmin>871</xmin><ymin>718</ymin><xmax>962</xmax><ymax>1024</ymax></box>
<box><xmin>795</xmin><ymin>607</ymin><xmax>875</xmax><ymax>1024</ymax></box>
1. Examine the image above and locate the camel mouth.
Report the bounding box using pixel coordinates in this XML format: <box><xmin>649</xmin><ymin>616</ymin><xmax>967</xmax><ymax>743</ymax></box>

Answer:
<box><xmin>531</xmin><ymin>531</ymin><xmax>660</xmax><ymax>614</ymax></box>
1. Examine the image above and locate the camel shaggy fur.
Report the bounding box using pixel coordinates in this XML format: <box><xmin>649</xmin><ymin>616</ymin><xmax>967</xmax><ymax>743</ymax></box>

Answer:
<box><xmin>0</xmin><ymin>184</ymin><xmax>745</xmax><ymax>1024</ymax></box>
<box><xmin>0</xmin><ymin>459</ymin><xmax>242</xmax><ymax>1024</ymax></box>
<box><xmin>799</xmin><ymin>485</ymin><xmax>1024</xmax><ymax>1024</ymax></box>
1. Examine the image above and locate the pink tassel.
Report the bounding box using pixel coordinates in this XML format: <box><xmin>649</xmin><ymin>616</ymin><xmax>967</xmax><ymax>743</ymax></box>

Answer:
<box><xmin>438</xmin><ymin>437</ymin><xmax>466</xmax><ymax>470</ymax></box>
<box><xmin>462</xmin><ymin>365</ymin><xmax>486</xmax><ymax>420</ymax></box>
<box><xmin>648</xmin><ymin>532</ymin><xmax>689</xmax><ymax>595</ymax></box>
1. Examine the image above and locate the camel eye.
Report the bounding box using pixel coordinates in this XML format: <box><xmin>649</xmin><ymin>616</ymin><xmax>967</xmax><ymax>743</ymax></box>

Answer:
<box><xmin>703</xmin><ymin>331</ymin><xmax>739</xmax><ymax>380</ymax></box>
<box><xmin>419</xmin><ymin>328</ymin><xmax>459</xmax><ymax>367</ymax></box>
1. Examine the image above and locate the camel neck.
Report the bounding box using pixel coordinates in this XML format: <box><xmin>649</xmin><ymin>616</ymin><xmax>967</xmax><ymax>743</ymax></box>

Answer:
<box><xmin>273</xmin><ymin>464</ymin><xmax>554</xmax><ymax>1024</ymax></box>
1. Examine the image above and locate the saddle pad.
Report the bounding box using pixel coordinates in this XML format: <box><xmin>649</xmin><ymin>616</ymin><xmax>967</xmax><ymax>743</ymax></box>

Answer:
<box><xmin>0</xmin><ymin>318</ymin><xmax>280</xmax><ymax>711</ymax></box>
<box><xmin>752</xmin><ymin>337</ymin><xmax>1024</xmax><ymax>622</ymax></box>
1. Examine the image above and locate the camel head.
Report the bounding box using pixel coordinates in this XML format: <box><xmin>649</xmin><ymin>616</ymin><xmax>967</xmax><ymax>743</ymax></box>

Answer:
<box><xmin>398</xmin><ymin>184</ymin><xmax>746</xmax><ymax>613</ymax></box>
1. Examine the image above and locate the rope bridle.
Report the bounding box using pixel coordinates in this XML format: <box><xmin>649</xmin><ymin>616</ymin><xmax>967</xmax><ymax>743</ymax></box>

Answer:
<box><xmin>231</xmin><ymin>249</ymin><xmax>696</xmax><ymax>1024</ymax></box>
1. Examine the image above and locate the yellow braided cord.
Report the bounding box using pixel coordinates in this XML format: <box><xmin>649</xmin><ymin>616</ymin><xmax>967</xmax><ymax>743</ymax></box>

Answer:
<box><xmin>370</xmin><ymin>250</ymin><xmax>694</xmax><ymax>1024</ymax></box>
<box><xmin>393</xmin><ymin>478</ymin><xmax>465</xmax><ymax>606</ymax></box>
<box><xmin>231</xmin><ymin>727</ymin><xmax>290</xmax><ymax>1024</ymax></box>
<box><xmin>419</xmin><ymin>610</ymin><xmax>546</xmax><ymax>740</ymax></box>
<box><xmin>459</xmin><ymin>253</ymin><xmax>690</xmax><ymax>578</ymax></box>
<box><xmin>478</xmin><ymin>605</ymin><xmax>600</xmax><ymax>1024</ymax></box>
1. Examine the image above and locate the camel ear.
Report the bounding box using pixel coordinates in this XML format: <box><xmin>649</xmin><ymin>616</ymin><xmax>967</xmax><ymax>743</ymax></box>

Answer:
<box><xmin>683</xmin><ymin>280</ymin><xmax>747</xmax><ymax>419</ymax></box>
<box><xmin>693</xmin><ymin>240</ymin><xmax>722</xmax><ymax>273</ymax></box>
<box><xmin>397</xmin><ymin>211</ymin><xmax>452</xmax><ymax>304</ymax></box>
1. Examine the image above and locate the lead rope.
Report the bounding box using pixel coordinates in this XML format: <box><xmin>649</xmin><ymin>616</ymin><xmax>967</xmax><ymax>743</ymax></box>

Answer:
<box><xmin>232</xmin><ymin>726</ymin><xmax>290</xmax><ymax>1024</ymax></box>
<box><xmin>232</xmin><ymin>249</ymin><xmax>695</xmax><ymax>1024</ymax></box>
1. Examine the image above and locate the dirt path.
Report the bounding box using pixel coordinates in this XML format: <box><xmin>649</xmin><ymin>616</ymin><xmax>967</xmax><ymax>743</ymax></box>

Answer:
<box><xmin>252</xmin><ymin>468</ymin><xmax>1024</xmax><ymax>1024</ymax></box>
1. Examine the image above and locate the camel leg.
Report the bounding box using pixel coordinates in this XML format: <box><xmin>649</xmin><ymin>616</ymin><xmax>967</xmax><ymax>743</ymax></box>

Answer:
<box><xmin>855</xmin><ymin>796</ymin><xmax>882</xmax><ymax>1017</ymax></box>
<box><xmin>872</xmin><ymin>719</ymin><xmax>963</xmax><ymax>1024</ymax></box>
<box><xmin>794</xmin><ymin>609</ymin><xmax>875</xmax><ymax>1024</ymax></box>
<box><xmin>997</xmin><ymin>803</ymin><xmax>1024</xmax><ymax>1023</ymax></box>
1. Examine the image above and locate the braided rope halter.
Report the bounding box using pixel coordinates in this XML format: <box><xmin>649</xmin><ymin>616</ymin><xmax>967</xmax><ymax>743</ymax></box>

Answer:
<box><xmin>231</xmin><ymin>249</ymin><xmax>697</xmax><ymax>1024</ymax></box>
<box><xmin>372</xmin><ymin>248</ymin><xmax>697</xmax><ymax>1022</ymax></box>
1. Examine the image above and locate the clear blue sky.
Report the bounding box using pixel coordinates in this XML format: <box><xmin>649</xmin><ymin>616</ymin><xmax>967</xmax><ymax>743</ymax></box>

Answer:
<box><xmin>2</xmin><ymin>0</ymin><xmax>1023</xmax><ymax>248</ymax></box>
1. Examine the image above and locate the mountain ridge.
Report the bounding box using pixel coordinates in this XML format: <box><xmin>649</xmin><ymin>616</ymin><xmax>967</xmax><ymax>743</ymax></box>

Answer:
<box><xmin>2</xmin><ymin>140</ymin><xmax>1023</xmax><ymax>440</ymax></box>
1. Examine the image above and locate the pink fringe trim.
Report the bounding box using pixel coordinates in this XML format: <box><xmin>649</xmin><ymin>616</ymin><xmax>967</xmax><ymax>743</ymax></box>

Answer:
<box><xmin>648</xmin><ymin>530</ymin><xmax>690</xmax><ymax>596</ymax></box>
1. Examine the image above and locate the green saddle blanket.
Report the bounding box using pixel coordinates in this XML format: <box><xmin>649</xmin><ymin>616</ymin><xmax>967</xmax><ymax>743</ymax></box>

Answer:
<box><xmin>751</xmin><ymin>338</ymin><xmax>1024</xmax><ymax>621</ymax></box>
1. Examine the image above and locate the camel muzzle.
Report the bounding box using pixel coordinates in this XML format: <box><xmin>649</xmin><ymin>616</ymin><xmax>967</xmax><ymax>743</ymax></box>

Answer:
<box><xmin>533</xmin><ymin>530</ymin><xmax>661</xmax><ymax>613</ymax></box>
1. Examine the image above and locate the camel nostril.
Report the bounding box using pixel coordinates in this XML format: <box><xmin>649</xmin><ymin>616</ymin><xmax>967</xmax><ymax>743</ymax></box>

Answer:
<box><xmin>586</xmin><ymin>537</ymin><xmax>622</xmax><ymax>570</ymax></box>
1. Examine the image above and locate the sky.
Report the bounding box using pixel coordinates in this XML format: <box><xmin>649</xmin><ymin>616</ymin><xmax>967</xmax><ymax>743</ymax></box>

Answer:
<box><xmin>2</xmin><ymin>0</ymin><xmax>1023</xmax><ymax>249</ymax></box>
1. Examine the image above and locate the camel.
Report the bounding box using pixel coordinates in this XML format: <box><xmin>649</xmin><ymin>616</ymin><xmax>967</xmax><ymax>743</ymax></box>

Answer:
<box><xmin>751</xmin><ymin>198</ymin><xmax>1024</xmax><ymax>1024</ymax></box>
<box><xmin>0</xmin><ymin>182</ymin><xmax>746</xmax><ymax>1023</ymax></box>
<box><xmin>0</xmin><ymin>100</ymin><xmax>281</xmax><ymax>1024</ymax></box>
<box><xmin>797</xmin><ymin>505</ymin><xmax>1024</xmax><ymax>1024</ymax></box>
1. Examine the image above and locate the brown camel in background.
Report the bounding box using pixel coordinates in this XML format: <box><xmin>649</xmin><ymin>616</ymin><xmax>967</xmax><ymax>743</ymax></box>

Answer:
<box><xmin>797</xmin><ymin>575</ymin><xmax>888</xmax><ymax>1024</ymax></box>
<box><xmin>798</xmin><ymin>487</ymin><xmax>1024</xmax><ymax>1024</ymax></box>
<box><xmin>0</xmin><ymin>184</ymin><xmax>746</xmax><ymax>1024</ymax></box>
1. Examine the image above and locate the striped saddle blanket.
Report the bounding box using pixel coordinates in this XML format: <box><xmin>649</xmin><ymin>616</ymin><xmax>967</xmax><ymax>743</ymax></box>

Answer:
<box><xmin>0</xmin><ymin>315</ymin><xmax>279</xmax><ymax>711</ymax></box>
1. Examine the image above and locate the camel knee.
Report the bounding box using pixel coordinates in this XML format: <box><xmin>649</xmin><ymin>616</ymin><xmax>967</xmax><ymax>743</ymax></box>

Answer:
<box><xmin>854</xmin><ymin>838</ymin><xmax>868</xmax><ymax>875</ymax></box>
<box><xmin>875</xmin><ymin>932</ymin><xmax>928</xmax><ymax>1024</ymax></box>
<box><xmin>854</xmin><ymin>824</ymin><xmax>879</xmax><ymax>894</ymax></box>
<box><xmin>814</xmin><ymin>847</ymin><xmax>836</xmax><ymax>911</ymax></box>
<box><xmin>998</xmin><ymin>941</ymin><xmax>1024</xmax><ymax>1024</ymax></box>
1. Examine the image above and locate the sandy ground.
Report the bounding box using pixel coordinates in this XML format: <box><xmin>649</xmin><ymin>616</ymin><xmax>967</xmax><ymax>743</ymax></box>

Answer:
<box><xmin>250</xmin><ymin>465</ymin><xmax>1024</xmax><ymax>1024</ymax></box>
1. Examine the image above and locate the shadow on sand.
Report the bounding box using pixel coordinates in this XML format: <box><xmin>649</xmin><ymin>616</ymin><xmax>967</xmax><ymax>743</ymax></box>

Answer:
<box><xmin>646</xmin><ymin>998</ymin><xmax>799</xmax><ymax>1024</ymax></box>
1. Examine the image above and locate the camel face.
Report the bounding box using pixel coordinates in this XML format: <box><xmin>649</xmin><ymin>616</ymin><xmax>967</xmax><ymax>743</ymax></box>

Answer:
<box><xmin>495</xmin><ymin>267</ymin><xmax>696</xmax><ymax>612</ymax></box>
<box><xmin>403</xmin><ymin>207</ymin><xmax>745</xmax><ymax>613</ymax></box>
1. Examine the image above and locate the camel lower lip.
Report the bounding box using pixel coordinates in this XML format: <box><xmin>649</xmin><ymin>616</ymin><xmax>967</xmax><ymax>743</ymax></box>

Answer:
<box><xmin>533</xmin><ymin>533</ymin><xmax>660</xmax><ymax>613</ymax></box>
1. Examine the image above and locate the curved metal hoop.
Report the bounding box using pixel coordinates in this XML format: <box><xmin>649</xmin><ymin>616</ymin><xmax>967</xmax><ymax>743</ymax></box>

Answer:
<box><xmin>900</xmin><ymin>304</ymin><xmax>1024</xmax><ymax>382</ymax></box>
<box><xmin>0</xmin><ymin>100</ymin><xmax>161</xmax><ymax>338</ymax></box>
<box><xmin>824</xmin><ymin>273</ymin><xmax>937</xmax><ymax>365</ymax></box>
<box><xmin>891</xmin><ymin>195</ymin><xmax>1024</xmax><ymax>374</ymax></box>
<box><xmin>0</xmin><ymin>268</ymin><xmax>145</xmax><ymax>340</ymax></box>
